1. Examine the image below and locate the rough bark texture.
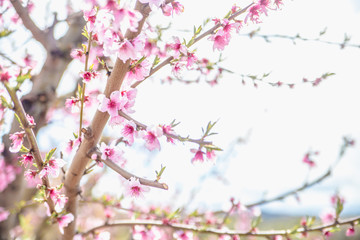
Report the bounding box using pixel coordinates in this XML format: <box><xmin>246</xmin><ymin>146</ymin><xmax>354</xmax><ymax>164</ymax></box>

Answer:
<box><xmin>0</xmin><ymin>6</ymin><xmax>85</xmax><ymax>238</ymax></box>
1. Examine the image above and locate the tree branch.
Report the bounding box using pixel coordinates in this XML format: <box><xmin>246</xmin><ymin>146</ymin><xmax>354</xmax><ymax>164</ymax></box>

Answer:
<box><xmin>3</xmin><ymin>84</ymin><xmax>55</xmax><ymax>213</ymax></box>
<box><xmin>131</xmin><ymin>2</ymin><xmax>254</xmax><ymax>88</ymax></box>
<box><xmin>81</xmin><ymin>216</ymin><xmax>360</xmax><ymax>238</ymax></box>
<box><xmin>118</xmin><ymin>110</ymin><xmax>212</xmax><ymax>146</ymax></box>
<box><xmin>63</xmin><ymin>2</ymin><xmax>152</xmax><ymax>238</ymax></box>
<box><xmin>10</xmin><ymin>0</ymin><xmax>53</xmax><ymax>50</ymax></box>
<box><xmin>100</xmin><ymin>158</ymin><xmax>168</xmax><ymax>190</ymax></box>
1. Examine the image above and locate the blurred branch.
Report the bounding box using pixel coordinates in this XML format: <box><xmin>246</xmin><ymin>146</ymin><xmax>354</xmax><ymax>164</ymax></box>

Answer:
<box><xmin>243</xmin><ymin>28</ymin><xmax>360</xmax><ymax>49</ymax></box>
<box><xmin>10</xmin><ymin>0</ymin><xmax>54</xmax><ymax>50</ymax></box>
<box><xmin>89</xmin><ymin>150</ymin><xmax>169</xmax><ymax>190</ymax></box>
<box><xmin>81</xmin><ymin>216</ymin><xmax>360</xmax><ymax>238</ymax></box>
<box><xmin>2</xmin><ymin>83</ymin><xmax>55</xmax><ymax>212</ymax></box>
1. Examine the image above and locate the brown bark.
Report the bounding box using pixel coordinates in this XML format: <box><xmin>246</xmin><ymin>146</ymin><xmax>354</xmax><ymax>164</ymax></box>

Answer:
<box><xmin>63</xmin><ymin>2</ymin><xmax>152</xmax><ymax>239</ymax></box>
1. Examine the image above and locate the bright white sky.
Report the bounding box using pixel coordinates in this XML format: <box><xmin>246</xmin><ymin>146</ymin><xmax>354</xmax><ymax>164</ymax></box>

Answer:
<box><xmin>7</xmin><ymin>0</ymin><xmax>360</xmax><ymax>218</ymax></box>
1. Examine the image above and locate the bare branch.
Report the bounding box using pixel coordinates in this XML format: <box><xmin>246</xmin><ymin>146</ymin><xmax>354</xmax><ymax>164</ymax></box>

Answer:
<box><xmin>10</xmin><ymin>0</ymin><xmax>53</xmax><ymax>50</ymax></box>
<box><xmin>101</xmin><ymin>158</ymin><xmax>168</xmax><ymax>190</ymax></box>
<box><xmin>81</xmin><ymin>216</ymin><xmax>360</xmax><ymax>238</ymax></box>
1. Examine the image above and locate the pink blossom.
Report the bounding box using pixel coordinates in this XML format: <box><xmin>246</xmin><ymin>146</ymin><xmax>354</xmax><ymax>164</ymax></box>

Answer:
<box><xmin>171</xmin><ymin>1</ymin><xmax>184</xmax><ymax>15</ymax></box>
<box><xmin>139</xmin><ymin>0</ymin><xmax>164</xmax><ymax>10</ymax></box>
<box><xmin>118</xmin><ymin>39</ymin><xmax>137</xmax><ymax>63</ymax></box>
<box><xmin>173</xmin><ymin>230</ymin><xmax>193</xmax><ymax>240</ymax></box>
<box><xmin>182</xmin><ymin>52</ymin><xmax>197</xmax><ymax>69</ymax></box>
<box><xmin>161</xmin><ymin>124</ymin><xmax>175</xmax><ymax>143</ymax></box>
<box><xmin>23</xmin><ymin>53</ymin><xmax>36</xmax><ymax>68</ymax></box>
<box><xmin>209</xmin><ymin>29</ymin><xmax>230</xmax><ymax>51</ymax></box>
<box><xmin>99</xmin><ymin>142</ymin><xmax>126</xmax><ymax>165</ymax></box>
<box><xmin>172</xmin><ymin>62</ymin><xmax>185</xmax><ymax>77</ymax></box>
<box><xmin>26</xmin><ymin>114</ymin><xmax>36</xmax><ymax>126</ymax></box>
<box><xmin>24</xmin><ymin>169</ymin><xmax>37</xmax><ymax>182</ymax></box>
<box><xmin>140</xmin><ymin>126</ymin><xmax>163</xmax><ymax>151</ymax></box>
<box><xmin>65</xmin><ymin>97</ymin><xmax>80</xmax><ymax>113</ymax></box>
<box><xmin>320</xmin><ymin>209</ymin><xmax>336</xmax><ymax>224</ymax></box>
<box><xmin>109</xmin><ymin>115</ymin><xmax>125</xmax><ymax>126</ymax></box>
<box><xmin>0</xmin><ymin>158</ymin><xmax>18</xmax><ymax>192</ymax></box>
<box><xmin>302</xmin><ymin>153</ymin><xmax>316</xmax><ymax>168</ymax></box>
<box><xmin>132</xmin><ymin>225</ymin><xmax>162</xmax><ymax>240</ymax></box>
<box><xmin>98</xmin><ymin>91</ymin><xmax>125</xmax><ymax>117</ymax></box>
<box><xmin>39</xmin><ymin>158</ymin><xmax>66</xmax><ymax>179</ymax></box>
<box><xmin>104</xmin><ymin>207</ymin><xmax>114</xmax><ymax>219</ymax></box>
<box><xmin>83</xmin><ymin>8</ymin><xmax>97</xmax><ymax>31</ymax></box>
<box><xmin>48</xmin><ymin>187</ymin><xmax>60</xmax><ymax>201</ymax></box>
<box><xmin>245</xmin><ymin>4</ymin><xmax>263</xmax><ymax>24</ymax></box>
<box><xmin>9</xmin><ymin>131</ymin><xmax>25</xmax><ymax>153</ymax></box>
<box><xmin>19</xmin><ymin>153</ymin><xmax>34</xmax><ymax>167</ymax></box>
<box><xmin>169</xmin><ymin>37</ymin><xmax>187</xmax><ymax>59</ymax></box>
<box><xmin>57</xmin><ymin>213</ymin><xmax>74</xmax><ymax>234</ymax></box>
<box><xmin>346</xmin><ymin>226</ymin><xmax>355</xmax><ymax>236</ymax></box>
<box><xmin>70</xmin><ymin>48</ymin><xmax>84</xmax><ymax>60</ymax></box>
<box><xmin>206</xmin><ymin>150</ymin><xmax>216</xmax><ymax>163</ymax></box>
<box><xmin>80</xmin><ymin>70</ymin><xmax>99</xmax><ymax>83</ymax></box>
<box><xmin>161</xmin><ymin>4</ymin><xmax>172</xmax><ymax>16</ymax></box>
<box><xmin>0</xmin><ymin>71</ymin><xmax>11</xmax><ymax>82</ymax></box>
<box><xmin>121</xmin><ymin>88</ymin><xmax>137</xmax><ymax>113</ymax></box>
<box><xmin>124</xmin><ymin>177</ymin><xmax>150</xmax><ymax>198</ymax></box>
<box><xmin>122</xmin><ymin>121</ymin><xmax>137</xmax><ymax>145</ymax></box>
<box><xmin>330</xmin><ymin>194</ymin><xmax>345</xmax><ymax>206</ymax></box>
<box><xmin>191</xmin><ymin>149</ymin><xmax>204</xmax><ymax>163</ymax></box>
<box><xmin>127</xmin><ymin>59</ymin><xmax>151</xmax><ymax>82</ymax></box>
<box><xmin>54</xmin><ymin>194</ymin><xmax>68</xmax><ymax>213</ymax></box>
<box><xmin>274</xmin><ymin>0</ymin><xmax>284</xmax><ymax>9</ymax></box>
<box><xmin>0</xmin><ymin>207</ymin><xmax>10</xmax><ymax>222</ymax></box>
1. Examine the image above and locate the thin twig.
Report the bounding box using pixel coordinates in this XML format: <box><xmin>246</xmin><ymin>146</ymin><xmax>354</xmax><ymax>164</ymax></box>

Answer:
<box><xmin>100</xmin><ymin>158</ymin><xmax>168</xmax><ymax>190</ymax></box>
<box><xmin>118</xmin><ymin>110</ymin><xmax>212</xmax><ymax>145</ymax></box>
<box><xmin>3</xmin><ymin>83</ymin><xmax>55</xmax><ymax>212</ymax></box>
<box><xmin>131</xmin><ymin>2</ymin><xmax>254</xmax><ymax>88</ymax></box>
<box><xmin>81</xmin><ymin>216</ymin><xmax>360</xmax><ymax>237</ymax></box>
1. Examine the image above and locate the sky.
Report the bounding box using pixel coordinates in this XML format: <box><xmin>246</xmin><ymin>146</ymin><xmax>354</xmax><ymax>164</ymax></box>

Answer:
<box><xmin>3</xmin><ymin>0</ymin><xmax>360</xmax><ymax>219</ymax></box>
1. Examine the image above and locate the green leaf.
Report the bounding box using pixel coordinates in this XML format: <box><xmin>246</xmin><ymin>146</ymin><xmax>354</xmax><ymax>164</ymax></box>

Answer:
<box><xmin>152</xmin><ymin>55</ymin><xmax>160</xmax><ymax>67</ymax></box>
<box><xmin>195</xmin><ymin>25</ymin><xmax>202</xmax><ymax>35</ymax></box>
<box><xmin>168</xmin><ymin>208</ymin><xmax>182</xmax><ymax>220</ymax></box>
<box><xmin>14</xmin><ymin>113</ymin><xmax>23</xmax><ymax>128</ymax></box>
<box><xmin>82</xmin><ymin>27</ymin><xmax>89</xmax><ymax>40</ymax></box>
<box><xmin>155</xmin><ymin>165</ymin><xmax>166</xmax><ymax>181</ymax></box>
<box><xmin>204</xmin><ymin>144</ymin><xmax>223</xmax><ymax>151</ymax></box>
<box><xmin>251</xmin><ymin>215</ymin><xmax>262</xmax><ymax>229</ymax></box>
<box><xmin>224</xmin><ymin>10</ymin><xmax>232</xmax><ymax>19</ymax></box>
<box><xmin>0</xmin><ymin>95</ymin><xmax>12</xmax><ymax>108</ymax></box>
<box><xmin>45</xmin><ymin>148</ymin><xmax>57</xmax><ymax>162</ymax></box>
<box><xmin>16</xmin><ymin>72</ymin><xmax>31</xmax><ymax>85</ymax></box>
<box><xmin>0</xmin><ymin>29</ymin><xmax>14</xmax><ymax>38</ymax></box>
<box><xmin>319</xmin><ymin>27</ymin><xmax>327</xmax><ymax>36</ymax></box>
<box><xmin>19</xmin><ymin>145</ymin><xmax>30</xmax><ymax>153</ymax></box>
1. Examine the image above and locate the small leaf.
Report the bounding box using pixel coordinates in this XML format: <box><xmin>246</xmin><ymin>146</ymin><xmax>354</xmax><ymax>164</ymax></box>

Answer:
<box><xmin>152</xmin><ymin>55</ymin><xmax>160</xmax><ymax>67</ymax></box>
<box><xmin>19</xmin><ymin>145</ymin><xmax>30</xmax><ymax>153</ymax></box>
<box><xmin>224</xmin><ymin>10</ymin><xmax>232</xmax><ymax>19</ymax></box>
<box><xmin>319</xmin><ymin>27</ymin><xmax>327</xmax><ymax>36</ymax></box>
<box><xmin>45</xmin><ymin>148</ymin><xmax>57</xmax><ymax>162</ymax></box>
<box><xmin>204</xmin><ymin>144</ymin><xmax>223</xmax><ymax>151</ymax></box>
<box><xmin>0</xmin><ymin>95</ymin><xmax>12</xmax><ymax>108</ymax></box>
<box><xmin>14</xmin><ymin>113</ymin><xmax>23</xmax><ymax>128</ymax></box>
<box><xmin>251</xmin><ymin>215</ymin><xmax>262</xmax><ymax>229</ymax></box>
